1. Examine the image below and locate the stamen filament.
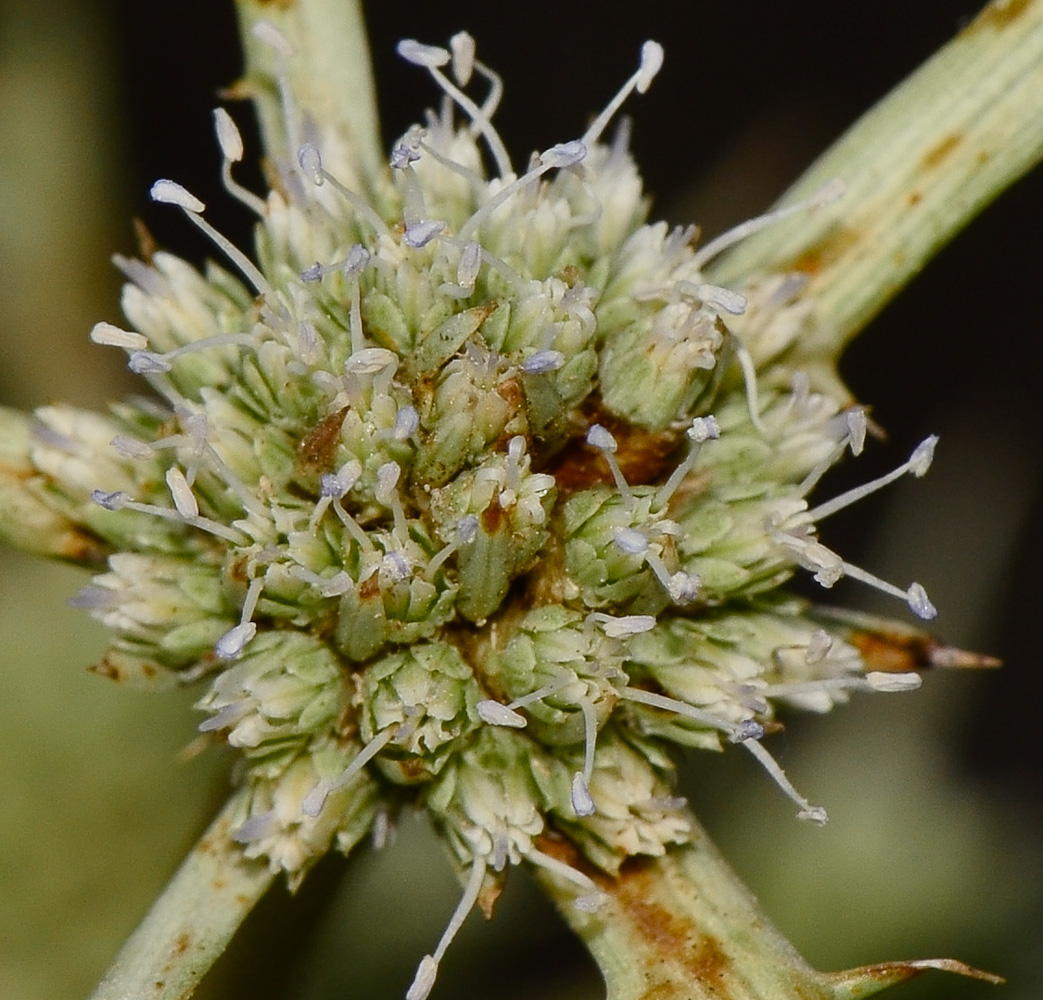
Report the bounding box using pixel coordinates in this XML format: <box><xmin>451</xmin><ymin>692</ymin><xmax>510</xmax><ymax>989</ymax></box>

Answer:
<box><xmin>406</xmin><ymin>856</ymin><xmax>488</xmax><ymax>1000</ymax></box>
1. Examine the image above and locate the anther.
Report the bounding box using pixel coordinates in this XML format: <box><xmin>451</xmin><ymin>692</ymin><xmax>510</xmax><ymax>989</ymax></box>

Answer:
<box><xmin>215</xmin><ymin>575</ymin><xmax>264</xmax><ymax>660</ymax></box>
<box><xmin>806</xmin><ymin>435</ymin><xmax>939</xmax><ymax>522</ymax></box>
<box><xmin>655</xmin><ymin>415</ymin><xmax>720</xmax><ymax>507</ymax></box>
<box><xmin>593</xmin><ymin>613</ymin><xmax>657</xmax><ymax>638</ymax></box>
<box><xmin>295</xmin><ymin>143</ymin><xmax>391</xmax><ymax>236</ymax></box>
<box><xmin>406</xmin><ymin>856</ymin><xmax>487</xmax><ymax>1000</ymax></box>
<box><xmin>302</xmin><ymin>728</ymin><xmax>396</xmax><ymax>817</ymax></box>
<box><xmin>582</xmin><ymin>41</ymin><xmax>664</xmax><ymax>149</ymax></box>
<box><xmin>449</xmin><ymin>31</ymin><xmax>476</xmax><ymax>86</ymax></box>
<box><xmin>213</xmin><ymin>108</ymin><xmax>267</xmax><ymax>216</ymax></box>
<box><xmin>424</xmin><ymin>515</ymin><xmax>479</xmax><ymax>581</ymax></box>
<box><xmin>90</xmin><ymin>322</ymin><xmax>147</xmax><ymax>352</ymax></box>
<box><xmin>150</xmin><ymin>180</ymin><xmax>270</xmax><ymax>295</ymax></box>
<box><xmin>586</xmin><ymin>424</ymin><xmax>632</xmax><ymax>503</ymax></box>
<box><xmin>522</xmin><ymin>350</ymin><xmax>565</xmax><ymax>374</ymax></box>
<box><xmin>398</xmin><ymin>37</ymin><xmax>513</xmax><ymax>178</ymax></box>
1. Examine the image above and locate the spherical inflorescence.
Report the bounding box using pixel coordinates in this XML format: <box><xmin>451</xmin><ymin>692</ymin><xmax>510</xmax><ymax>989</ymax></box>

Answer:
<box><xmin>26</xmin><ymin>28</ymin><xmax>944</xmax><ymax>999</ymax></box>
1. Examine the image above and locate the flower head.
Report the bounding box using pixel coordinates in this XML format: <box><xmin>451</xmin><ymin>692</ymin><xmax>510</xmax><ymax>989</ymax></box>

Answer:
<box><xmin>6</xmin><ymin>23</ymin><xmax>959</xmax><ymax>1000</ymax></box>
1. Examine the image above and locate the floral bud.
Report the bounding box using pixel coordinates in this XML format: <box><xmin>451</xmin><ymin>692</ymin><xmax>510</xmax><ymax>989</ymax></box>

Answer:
<box><xmin>360</xmin><ymin>641</ymin><xmax>480</xmax><ymax>784</ymax></box>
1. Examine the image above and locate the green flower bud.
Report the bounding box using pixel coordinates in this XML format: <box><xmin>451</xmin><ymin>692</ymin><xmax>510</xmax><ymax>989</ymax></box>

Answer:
<box><xmin>426</xmin><ymin>726</ymin><xmax>548</xmax><ymax>871</ymax></box>
<box><xmin>360</xmin><ymin>640</ymin><xmax>480</xmax><ymax>784</ymax></box>
<box><xmin>196</xmin><ymin>631</ymin><xmax>350</xmax><ymax>770</ymax></box>
<box><xmin>531</xmin><ymin>726</ymin><xmax>691</xmax><ymax>874</ymax></box>
<box><xmin>429</xmin><ymin>437</ymin><xmax>555</xmax><ymax>622</ymax></box>
<box><xmin>488</xmin><ymin>606</ymin><xmax>627</xmax><ymax>747</ymax></box>
<box><xmin>231</xmin><ymin>737</ymin><xmax>378</xmax><ymax>888</ymax></box>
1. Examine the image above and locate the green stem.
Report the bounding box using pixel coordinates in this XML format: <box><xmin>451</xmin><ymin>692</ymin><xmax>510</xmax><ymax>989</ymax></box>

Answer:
<box><xmin>234</xmin><ymin>0</ymin><xmax>381</xmax><ymax>190</ymax></box>
<box><xmin>535</xmin><ymin>816</ymin><xmax>1000</xmax><ymax>1000</ymax></box>
<box><xmin>707</xmin><ymin>0</ymin><xmax>1043</xmax><ymax>376</ymax></box>
<box><xmin>87</xmin><ymin>793</ymin><xmax>274</xmax><ymax>1000</ymax></box>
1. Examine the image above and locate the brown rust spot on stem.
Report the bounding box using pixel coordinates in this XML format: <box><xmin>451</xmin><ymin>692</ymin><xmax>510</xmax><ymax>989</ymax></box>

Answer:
<box><xmin>962</xmin><ymin>0</ymin><xmax>1035</xmax><ymax>34</ymax></box>
<box><xmin>922</xmin><ymin>133</ymin><xmax>962</xmax><ymax>171</ymax></box>
<box><xmin>788</xmin><ymin>224</ymin><xmax>860</xmax><ymax>279</ymax></box>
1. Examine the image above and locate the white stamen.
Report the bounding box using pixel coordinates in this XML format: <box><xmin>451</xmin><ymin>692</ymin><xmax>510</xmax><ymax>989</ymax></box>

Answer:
<box><xmin>620</xmin><ymin>687</ymin><xmax>760</xmax><ymax>740</ymax></box>
<box><xmin>526</xmin><ymin>846</ymin><xmax>600</xmax><ymax>894</ymax></box>
<box><xmin>390</xmin><ymin>143</ymin><xmax>422</xmax><ymax>169</ymax></box>
<box><xmin>91</xmin><ymin>489</ymin><xmax>246</xmax><ymax>544</ymax></box>
<box><xmin>678</xmin><ymin>281</ymin><xmax>746</xmax><ymax>316</ymax></box>
<box><xmin>571</xmin><ymin>772</ymin><xmax>595</xmax><ymax>817</ymax></box>
<box><xmin>215</xmin><ymin>621</ymin><xmax>257</xmax><ymax>660</ymax></box>
<box><xmin>393</xmin><ymin>405</ymin><xmax>420</xmax><ymax>440</ymax></box>
<box><xmin>582</xmin><ymin>40</ymin><xmax>663</xmax><ymax>148</ymax></box>
<box><xmin>806</xmin><ymin>435</ymin><xmax>940</xmax><ymax>522</ymax></box>
<box><xmin>846</xmin><ymin>407</ymin><xmax>867</xmax><ymax>456</ymax></box>
<box><xmin>691</xmin><ymin>178</ymin><xmax>847</xmax><ymax>269</ymax></box>
<box><xmin>213</xmin><ymin>107</ymin><xmax>244</xmax><ymax>162</ymax></box>
<box><xmin>596</xmin><ymin>614</ymin><xmax>656</xmax><ymax>638</ymax></box>
<box><xmin>404</xmin><ymin>219</ymin><xmax>446</xmax><ymax>248</ymax></box>
<box><xmin>612</xmin><ymin>526</ymin><xmax>648</xmax><ymax>555</ymax></box>
<box><xmin>586</xmin><ymin>424</ymin><xmax>617</xmax><ymax>452</ymax></box>
<box><xmin>400</xmin><ymin>38</ymin><xmax>512</xmax><ymax>177</ymax></box>
<box><xmin>636</xmin><ymin>40</ymin><xmax>665</xmax><ymax>92</ymax></box>
<box><xmin>522</xmin><ymin>350</ymin><xmax>565</xmax><ymax>374</ymax></box>
<box><xmin>110</xmin><ymin>435</ymin><xmax>154</xmax><ymax>460</ymax></box>
<box><xmin>304</xmin><ymin>728</ymin><xmax>396</xmax><ymax>818</ymax></box>
<box><xmin>866</xmin><ymin>671</ymin><xmax>923</xmax><ymax>692</ymax></box>
<box><xmin>908</xmin><ymin>435</ymin><xmax>938</xmax><ymax>476</ymax></box>
<box><xmin>457</xmin><ymin>241</ymin><xmax>482</xmax><ymax>287</ymax></box>
<box><xmin>397</xmin><ymin>39</ymin><xmax>452</xmax><ymax>68</ymax></box>
<box><xmin>346</xmin><ymin>348</ymin><xmax>398</xmax><ymax>376</ymax></box>
<box><xmin>91</xmin><ymin>489</ymin><xmax>127</xmax><ymax>511</ymax></box>
<box><xmin>165</xmin><ymin>467</ymin><xmax>199</xmax><ymax>519</ymax></box>
<box><xmin>586</xmin><ymin>424</ymin><xmax>634</xmax><ymax>503</ymax></box>
<box><xmin>906</xmin><ymin>581</ymin><xmax>937</xmax><ymax>619</ymax></box>
<box><xmin>449</xmin><ymin>31</ymin><xmax>476</xmax><ymax>86</ymax></box>
<box><xmin>151</xmin><ymin>180</ymin><xmax>270</xmax><ymax>295</ymax></box>
<box><xmin>456</xmin><ymin>142</ymin><xmax>584</xmax><ymax>242</ymax></box>
<box><xmin>295</xmin><ymin>144</ymin><xmax>392</xmax><ymax>236</ymax></box>
<box><xmin>407</xmin><ymin>856</ymin><xmax>487</xmax><ymax>1000</ymax></box>
<box><xmin>656</xmin><ymin>415</ymin><xmax>720</xmax><ymax>507</ymax></box>
<box><xmin>381</xmin><ymin>550</ymin><xmax>412</xmax><ymax>583</ymax></box>
<box><xmin>150</xmin><ymin>179</ymin><xmax>205</xmax><ymax>213</ymax></box>
<box><xmin>90</xmin><ymin>322</ymin><xmax>147</xmax><ymax>351</ymax></box>
<box><xmin>297</xmin><ymin>322</ymin><xmax>322</xmax><ymax>365</ymax></box>
<box><xmin>476</xmin><ymin>700</ymin><xmax>527</xmax><ymax>727</ymax></box>
<box><xmin>375</xmin><ymin>462</ymin><xmax>401</xmax><ymax>504</ymax></box>
<box><xmin>456</xmin><ymin>515</ymin><xmax>478</xmax><ymax>544</ymax></box>
<box><xmin>297</xmin><ymin>143</ymin><xmax>324</xmax><ymax>185</ymax></box>
<box><xmin>689</xmin><ymin>415</ymin><xmax>720</xmax><ymax>443</ymax></box>
<box><xmin>733</xmin><ymin>336</ymin><xmax>768</xmax><ymax>434</ymax></box>
<box><xmin>741</xmin><ymin>738</ymin><xmax>828</xmax><ymax>825</ymax></box>
<box><xmin>805</xmin><ymin>629</ymin><xmax>833</xmax><ymax>664</ymax></box>
<box><xmin>540</xmin><ymin>140</ymin><xmax>587</xmax><ymax>169</ymax></box>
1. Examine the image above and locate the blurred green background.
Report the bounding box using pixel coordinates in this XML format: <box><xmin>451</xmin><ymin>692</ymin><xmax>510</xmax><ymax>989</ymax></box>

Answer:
<box><xmin>2</xmin><ymin>2</ymin><xmax>1041</xmax><ymax>998</ymax></box>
